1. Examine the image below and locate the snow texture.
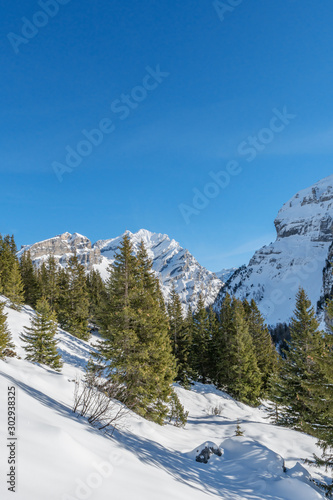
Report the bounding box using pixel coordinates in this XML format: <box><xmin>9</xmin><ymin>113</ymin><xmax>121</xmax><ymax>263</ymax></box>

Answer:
<box><xmin>0</xmin><ymin>297</ymin><xmax>329</xmax><ymax>499</ymax></box>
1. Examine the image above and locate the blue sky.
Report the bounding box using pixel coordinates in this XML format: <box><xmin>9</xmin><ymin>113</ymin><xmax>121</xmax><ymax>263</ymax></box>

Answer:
<box><xmin>1</xmin><ymin>0</ymin><xmax>333</xmax><ymax>271</ymax></box>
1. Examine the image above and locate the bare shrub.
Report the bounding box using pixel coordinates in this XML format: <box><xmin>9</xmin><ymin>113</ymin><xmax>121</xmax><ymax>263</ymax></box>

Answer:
<box><xmin>206</xmin><ymin>404</ymin><xmax>223</xmax><ymax>416</ymax></box>
<box><xmin>73</xmin><ymin>368</ymin><xmax>131</xmax><ymax>434</ymax></box>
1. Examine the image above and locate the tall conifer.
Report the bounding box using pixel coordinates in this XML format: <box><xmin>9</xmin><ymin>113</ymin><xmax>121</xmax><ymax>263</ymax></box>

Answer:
<box><xmin>20</xmin><ymin>298</ymin><xmax>63</xmax><ymax>371</ymax></box>
<box><xmin>0</xmin><ymin>302</ymin><xmax>15</xmax><ymax>359</ymax></box>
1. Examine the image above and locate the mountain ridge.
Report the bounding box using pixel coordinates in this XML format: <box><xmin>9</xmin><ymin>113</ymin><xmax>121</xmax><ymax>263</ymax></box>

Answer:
<box><xmin>214</xmin><ymin>175</ymin><xmax>333</xmax><ymax>325</ymax></box>
<box><xmin>18</xmin><ymin>228</ymin><xmax>227</xmax><ymax>311</ymax></box>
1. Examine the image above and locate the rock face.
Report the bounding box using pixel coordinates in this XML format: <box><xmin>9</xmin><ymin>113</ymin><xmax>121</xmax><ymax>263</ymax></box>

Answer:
<box><xmin>95</xmin><ymin>229</ymin><xmax>224</xmax><ymax>310</ymax></box>
<box><xmin>214</xmin><ymin>175</ymin><xmax>333</xmax><ymax>325</ymax></box>
<box><xmin>19</xmin><ymin>229</ymin><xmax>226</xmax><ymax>311</ymax></box>
<box><xmin>18</xmin><ymin>232</ymin><xmax>102</xmax><ymax>269</ymax></box>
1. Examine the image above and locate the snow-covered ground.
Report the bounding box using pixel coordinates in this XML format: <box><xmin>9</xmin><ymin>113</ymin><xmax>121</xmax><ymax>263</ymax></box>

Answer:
<box><xmin>0</xmin><ymin>298</ymin><xmax>329</xmax><ymax>500</ymax></box>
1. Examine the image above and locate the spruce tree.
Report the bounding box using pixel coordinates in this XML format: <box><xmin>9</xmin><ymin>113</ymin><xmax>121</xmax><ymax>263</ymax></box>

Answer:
<box><xmin>213</xmin><ymin>293</ymin><xmax>233</xmax><ymax>390</ymax></box>
<box><xmin>0</xmin><ymin>302</ymin><xmax>15</xmax><ymax>359</ymax></box>
<box><xmin>55</xmin><ymin>267</ymin><xmax>70</xmax><ymax>328</ymax></box>
<box><xmin>191</xmin><ymin>295</ymin><xmax>212</xmax><ymax>384</ymax></box>
<box><xmin>98</xmin><ymin>235</ymin><xmax>177</xmax><ymax>424</ymax></box>
<box><xmin>39</xmin><ymin>256</ymin><xmax>59</xmax><ymax>311</ymax></box>
<box><xmin>133</xmin><ymin>241</ymin><xmax>177</xmax><ymax>422</ymax></box>
<box><xmin>6</xmin><ymin>260</ymin><xmax>24</xmax><ymax>310</ymax></box>
<box><xmin>305</xmin><ymin>298</ymin><xmax>333</xmax><ymax>495</ymax></box>
<box><xmin>20</xmin><ymin>251</ymin><xmax>40</xmax><ymax>308</ymax></box>
<box><xmin>20</xmin><ymin>297</ymin><xmax>63</xmax><ymax>371</ymax></box>
<box><xmin>271</xmin><ymin>288</ymin><xmax>325</xmax><ymax>431</ymax></box>
<box><xmin>61</xmin><ymin>255</ymin><xmax>90</xmax><ymax>340</ymax></box>
<box><xmin>243</xmin><ymin>299</ymin><xmax>278</xmax><ymax>394</ymax></box>
<box><xmin>227</xmin><ymin>298</ymin><xmax>262</xmax><ymax>405</ymax></box>
<box><xmin>86</xmin><ymin>268</ymin><xmax>108</xmax><ymax>327</ymax></box>
<box><xmin>0</xmin><ymin>234</ymin><xmax>17</xmax><ymax>294</ymax></box>
<box><xmin>167</xmin><ymin>285</ymin><xmax>192</xmax><ymax>387</ymax></box>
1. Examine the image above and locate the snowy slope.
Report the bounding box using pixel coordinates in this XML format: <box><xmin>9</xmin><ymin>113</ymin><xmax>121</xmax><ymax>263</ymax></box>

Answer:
<box><xmin>19</xmin><ymin>229</ymin><xmax>223</xmax><ymax>311</ymax></box>
<box><xmin>0</xmin><ymin>298</ymin><xmax>329</xmax><ymax>500</ymax></box>
<box><xmin>214</xmin><ymin>175</ymin><xmax>333</xmax><ymax>325</ymax></box>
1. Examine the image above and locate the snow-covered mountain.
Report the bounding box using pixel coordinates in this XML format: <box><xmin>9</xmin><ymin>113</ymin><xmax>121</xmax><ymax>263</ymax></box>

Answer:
<box><xmin>214</xmin><ymin>175</ymin><xmax>333</xmax><ymax>325</ymax></box>
<box><xmin>19</xmin><ymin>229</ymin><xmax>226</xmax><ymax>311</ymax></box>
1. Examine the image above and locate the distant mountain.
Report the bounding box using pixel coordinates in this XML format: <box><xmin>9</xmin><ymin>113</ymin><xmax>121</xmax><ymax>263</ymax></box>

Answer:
<box><xmin>214</xmin><ymin>175</ymin><xmax>333</xmax><ymax>325</ymax></box>
<box><xmin>214</xmin><ymin>268</ymin><xmax>239</xmax><ymax>283</ymax></box>
<box><xmin>19</xmin><ymin>229</ymin><xmax>225</xmax><ymax>311</ymax></box>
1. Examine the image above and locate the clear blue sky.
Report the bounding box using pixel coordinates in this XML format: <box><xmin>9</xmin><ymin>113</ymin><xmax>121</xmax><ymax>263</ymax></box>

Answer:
<box><xmin>1</xmin><ymin>0</ymin><xmax>333</xmax><ymax>271</ymax></box>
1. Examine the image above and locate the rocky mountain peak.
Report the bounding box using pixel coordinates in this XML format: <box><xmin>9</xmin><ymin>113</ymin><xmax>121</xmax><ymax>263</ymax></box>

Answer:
<box><xmin>214</xmin><ymin>175</ymin><xmax>333</xmax><ymax>325</ymax></box>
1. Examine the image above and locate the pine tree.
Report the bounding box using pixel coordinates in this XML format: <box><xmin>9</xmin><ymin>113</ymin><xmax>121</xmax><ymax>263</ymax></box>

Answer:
<box><xmin>86</xmin><ymin>268</ymin><xmax>108</xmax><ymax>327</ymax></box>
<box><xmin>213</xmin><ymin>293</ymin><xmax>234</xmax><ymax>390</ymax></box>
<box><xmin>20</xmin><ymin>298</ymin><xmax>63</xmax><ymax>371</ymax></box>
<box><xmin>6</xmin><ymin>260</ymin><xmax>24</xmax><ymax>310</ymax></box>
<box><xmin>235</xmin><ymin>419</ymin><xmax>244</xmax><ymax>436</ymax></box>
<box><xmin>60</xmin><ymin>255</ymin><xmax>90</xmax><ymax>340</ymax></box>
<box><xmin>98</xmin><ymin>235</ymin><xmax>177</xmax><ymax>424</ymax></box>
<box><xmin>243</xmin><ymin>299</ymin><xmax>278</xmax><ymax>394</ymax></box>
<box><xmin>39</xmin><ymin>256</ymin><xmax>59</xmax><ymax>311</ymax></box>
<box><xmin>167</xmin><ymin>285</ymin><xmax>192</xmax><ymax>387</ymax></box>
<box><xmin>305</xmin><ymin>298</ymin><xmax>333</xmax><ymax>495</ymax></box>
<box><xmin>20</xmin><ymin>251</ymin><xmax>40</xmax><ymax>308</ymax></box>
<box><xmin>0</xmin><ymin>234</ymin><xmax>17</xmax><ymax>294</ymax></box>
<box><xmin>133</xmin><ymin>241</ymin><xmax>177</xmax><ymax>422</ymax></box>
<box><xmin>226</xmin><ymin>298</ymin><xmax>262</xmax><ymax>405</ymax></box>
<box><xmin>191</xmin><ymin>295</ymin><xmax>212</xmax><ymax>384</ymax></box>
<box><xmin>0</xmin><ymin>302</ymin><xmax>15</xmax><ymax>359</ymax></box>
<box><xmin>55</xmin><ymin>267</ymin><xmax>70</xmax><ymax>327</ymax></box>
<box><xmin>271</xmin><ymin>288</ymin><xmax>325</xmax><ymax>431</ymax></box>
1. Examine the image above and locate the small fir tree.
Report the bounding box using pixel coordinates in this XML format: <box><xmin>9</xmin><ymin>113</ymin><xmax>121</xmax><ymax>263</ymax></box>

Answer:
<box><xmin>0</xmin><ymin>302</ymin><xmax>15</xmax><ymax>359</ymax></box>
<box><xmin>6</xmin><ymin>260</ymin><xmax>24</xmax><ymax>310</ymax></box>
<box><xmin>20</xmin><ymin>250</ymin><xmax>40</xmax><ymax>308</ymax></box>
<box><xmin>167</xmin><ymin>285</ymin><xmax>193</xmax><ymax>387</ymax></box>
<box><xmin>20</xmin><ymin>297</ymin><xmax>63</xmax><ymax>371</ymax></box>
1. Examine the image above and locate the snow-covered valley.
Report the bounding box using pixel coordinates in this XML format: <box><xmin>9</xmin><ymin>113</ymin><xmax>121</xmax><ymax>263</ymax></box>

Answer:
<box><xmin>0</xmin><ymin>298</ymin><xmax>328</xmax><ymax>500</ymax></box>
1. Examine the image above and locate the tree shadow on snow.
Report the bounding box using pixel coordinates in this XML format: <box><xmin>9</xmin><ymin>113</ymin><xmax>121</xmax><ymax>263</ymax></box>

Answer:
<box><xmin>114</xmin><ymin>429</ymin><xmax>283</xmax><ymax>500</ymax></box>
<box><xmin>0</xmin><ymin>370</ymin><xmax>104</xmax><ymax>440</ymax></box>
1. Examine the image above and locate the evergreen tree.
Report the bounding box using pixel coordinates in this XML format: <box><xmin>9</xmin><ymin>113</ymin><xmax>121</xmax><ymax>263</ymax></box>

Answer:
<box><xmin>20</xmin><ymin>297</ymin><xmax>63</xmax><ymax>371</ymax></box>
<box><xmin>6</xmin><ymin>260</ymin><xmax>24</xmax><ymax>310</ymax></box>
<box><xmin>271</xmin><ymin>288</ymin><xmax>325</xmax><ymax>431</ymax></box>
<box><xmin>86</xmin><ymin>268</ymin><xmax>108</xmax><ymax>327</ymax></box>
<box><xmin>213</xmin><ymin>293</ymin><xmax>234</xmax><ymax>390</ymax></box>
<box><xmin>60</xmin><ymin>255</ymin><xmax>90</xmax><ymax>340</ymax></box>
<box><xmin>305</xmin><ymin>298</ymin><xmax>333</xmax><ymax>495</ymax></box>
<box><xmin>243</xmin><ymin>299</ymin><xmax>278</xmax><ymax>394</ymax></box>
<box><xmin>0</xmin><ymin>301</ymin><xmax>15</xmax><ymax>359</ymax></box>
<box><xmin>226</xmin><ymin>298</ymin><xmax>262</xmax><ymax>405</ymax></box>
<box><xmin>98</xmin><ymin>235</ymin><xmax>177</xmax><ymax>424</ymax></box>
<box><xmin>20</xmin><ymin>251</ymin><xmax>40</xmax><ymax>308</ymax></box>
<box><xmin>191</xmin><ymin>295</ymin><xmax>212</xmax><ymax>384</ymax></box>
<box><xmin>55</xmin><ymin>267</ymin><xmax>70</xmax><ymax>327</ymax></box>
<box><xmin>39</xmin><ymin>256</ymin><xmax>59</xmax><ymax>311</ymax></box>
<box><xmin>167</xmin><ymin>285</ymin><xmax>192</xmax><ymax>387</ymax></box>
<box><xmin>0</xmin><ymin>234</ymin><xmax>17</xmax><ymax>293</ymax></box>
